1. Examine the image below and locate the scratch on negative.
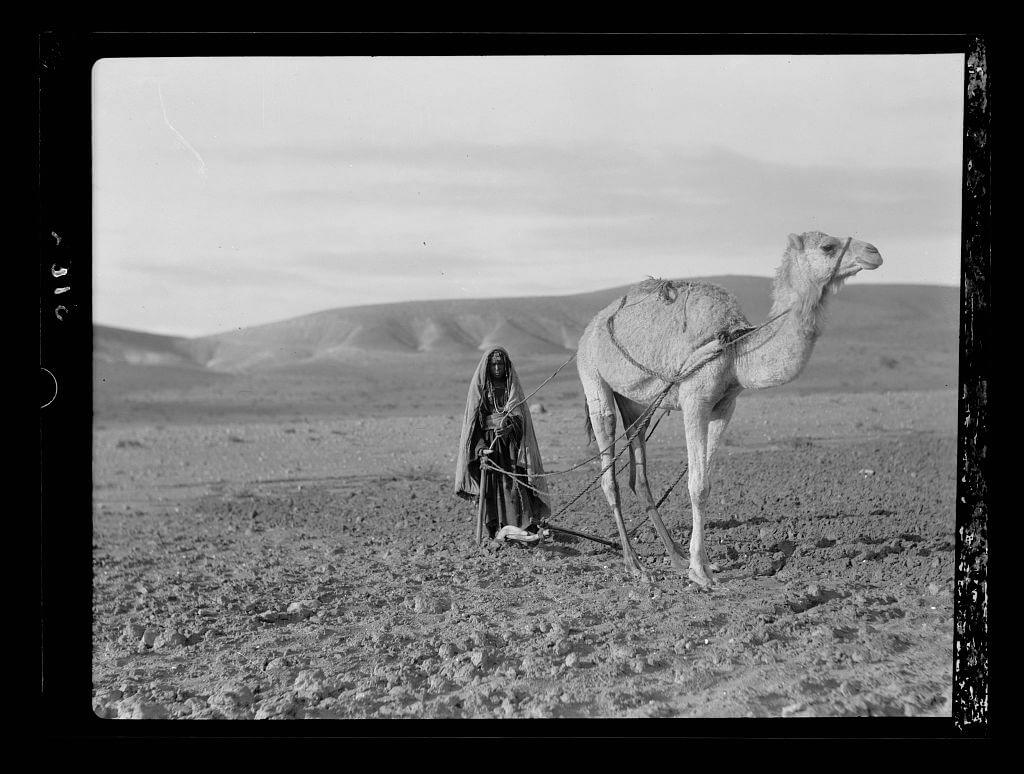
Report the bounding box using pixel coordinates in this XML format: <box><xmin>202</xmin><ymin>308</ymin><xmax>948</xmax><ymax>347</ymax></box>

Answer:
<box><xmin>157</xmin><ymin>85</ymin><xmax>208</xmax><ymax>177</ymax></box>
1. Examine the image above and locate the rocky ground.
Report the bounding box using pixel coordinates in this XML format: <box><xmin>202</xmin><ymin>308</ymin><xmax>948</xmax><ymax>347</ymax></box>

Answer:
<box><xmin>91</xmin><ymin>389</ymin><xmax>957</xmax><ymax>720</ymax></box>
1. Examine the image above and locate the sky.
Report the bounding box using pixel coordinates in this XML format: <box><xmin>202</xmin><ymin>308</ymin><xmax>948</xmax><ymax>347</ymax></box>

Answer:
<box><xmin>93</xmin><ymin>54</ymin><xmax>965</xmax><ymax>338</ymax></box>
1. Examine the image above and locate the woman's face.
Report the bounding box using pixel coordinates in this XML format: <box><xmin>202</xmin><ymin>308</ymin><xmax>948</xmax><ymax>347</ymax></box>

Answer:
<box><xmin>488</xmin><ymin>353</ymin><xmax>507</xmax><ymax>380</ymax></box>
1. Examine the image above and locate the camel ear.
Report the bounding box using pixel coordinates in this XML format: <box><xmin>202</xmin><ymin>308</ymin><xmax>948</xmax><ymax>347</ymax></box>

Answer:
<box><xmin>787</xmin><ymin>233</ymin><xmax>804</xmax><ymax>252</ymax></box>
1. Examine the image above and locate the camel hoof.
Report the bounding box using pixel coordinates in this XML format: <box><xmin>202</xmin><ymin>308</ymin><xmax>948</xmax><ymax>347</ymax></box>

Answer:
<box><xmin>625</xmin><ymin>564</ymin><xmax>653</xmax><ymax>584</ymax></box>
<box><xmin>688</xmin><ymin>568</ymin><xmax>716</xmax><ymax>589</ymax></box>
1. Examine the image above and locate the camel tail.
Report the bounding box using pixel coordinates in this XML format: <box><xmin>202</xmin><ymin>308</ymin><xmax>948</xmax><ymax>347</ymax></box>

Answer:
<box><xmin>583</xmin><ymin>399</ymin><xmax>595</xmax><ymax>444</ymax></box>
<box><xmin>611</xmin><ymin>391</ymin><xmax>639</xmax><ymax>495</ymax></box>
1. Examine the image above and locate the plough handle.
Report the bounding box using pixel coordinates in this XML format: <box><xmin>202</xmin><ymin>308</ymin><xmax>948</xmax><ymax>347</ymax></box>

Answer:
<box><xmin>540</xmin><ymin>520</ymin><xmax>620</xmax><ymax>550</ymax></box>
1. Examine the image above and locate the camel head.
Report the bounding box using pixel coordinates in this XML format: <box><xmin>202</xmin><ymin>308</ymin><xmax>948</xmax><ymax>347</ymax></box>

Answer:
<box><xmin>785</xmin><ymin>230</ymin><xmax>882</xmax><ymax>290</ymax></box>
<box><xmin>773</xmin><ymin>231</ymin><xmax>883</xmax><ymax>334</ymax></box>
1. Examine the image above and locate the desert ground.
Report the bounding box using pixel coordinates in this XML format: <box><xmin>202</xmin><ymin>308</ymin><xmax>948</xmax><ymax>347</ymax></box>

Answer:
<box><xmin>91</xmin><ymin>362</ymin><xmax>957</xmax><ymax>720</ymax></box>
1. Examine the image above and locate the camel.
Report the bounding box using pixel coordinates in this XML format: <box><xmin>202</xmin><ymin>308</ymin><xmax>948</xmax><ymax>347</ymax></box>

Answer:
<box><xmin>576</xmin><ymin>231</ymin><xmax>883</xmax><ymax>588</ymax></box>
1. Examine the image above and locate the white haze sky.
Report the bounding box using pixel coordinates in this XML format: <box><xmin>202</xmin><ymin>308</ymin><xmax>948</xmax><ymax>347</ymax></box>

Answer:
<box><xmin>93</xmin><ymin>54</ymin><xmax>965</xmax><ymax>337</ymax></box>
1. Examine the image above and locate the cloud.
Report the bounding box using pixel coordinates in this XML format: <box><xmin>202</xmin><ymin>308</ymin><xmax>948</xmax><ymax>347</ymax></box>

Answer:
<box><xmin>110</xmin><ymin>142</ymin><xmax>960</xmax><ymax>299</ymax></box>
<box><xmin>128</xmin><ymin>258</ymin><xmax>308</xmax><ymax>288</ymax></box>
<box><xmin>293</xmin><ymin>249</ymin><xmax>481</xmax><ymax>277</ymax></box>
<box><xmin>238</xmin><ymin>141</ymin><xmax>957</xmax><ymax>224</ymax></box>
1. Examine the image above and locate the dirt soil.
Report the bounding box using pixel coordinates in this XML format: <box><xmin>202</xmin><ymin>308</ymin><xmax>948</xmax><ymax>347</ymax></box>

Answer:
<box><xmin>91</xmin><ymin>389</ymin><xmax>957</xmax><ymax>719</ymax></box>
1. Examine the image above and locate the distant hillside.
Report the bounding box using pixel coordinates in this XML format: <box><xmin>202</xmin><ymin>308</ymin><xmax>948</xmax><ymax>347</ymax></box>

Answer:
<box><xmin>97</xmin><ymin>275</ymin><xmax>958</xmax><ymax>374</ymax></box>
<box><xmin>94</xmin><ymin>277</ymin><xmax>961</xmax><ymax>421</ymax></box>
<box><xmin>94</xmin><ymin>325</ymin><xmax>216</xmax><ymax>368</ymax></box>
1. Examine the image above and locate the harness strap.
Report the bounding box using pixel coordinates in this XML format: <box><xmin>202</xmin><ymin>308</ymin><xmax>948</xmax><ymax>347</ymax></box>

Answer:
<box><xmin>605</xmin><ymin>292</ymin><xmax>747</xmax><ymax>386</ymax></box>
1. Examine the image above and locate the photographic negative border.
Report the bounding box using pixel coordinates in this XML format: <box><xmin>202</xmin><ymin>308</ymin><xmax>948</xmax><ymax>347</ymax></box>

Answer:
<box><xmin>38</xmin><ymin>31</ymin><xmax>989</xmax><ymax>740</ymax></box>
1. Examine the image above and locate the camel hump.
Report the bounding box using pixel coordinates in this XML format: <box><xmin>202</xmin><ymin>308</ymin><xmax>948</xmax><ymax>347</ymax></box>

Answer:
<box><xmin>621</xmin><ymin>279</ymin><xmax>751</xmax><ymax>343</ymax></box>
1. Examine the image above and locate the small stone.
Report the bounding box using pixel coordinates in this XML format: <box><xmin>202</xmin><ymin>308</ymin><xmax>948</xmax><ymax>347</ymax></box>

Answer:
<box><xmin>92</xmin><ymin>699</ymin><xmax>117</xmax><ymax>719</ymax></box>
<box><xmin>293</xmin><ymin>669</ymin><xmax>333</xmax><ymax>701</ymax></box>
<box><xmin>609</xmin><ymin>642</ymin><xmax>635</xmax><ymax>661</ymax></box>
<box><xmin>208</xmin><ymin>681</ymin><xmax>255</xmax><ymax>709</ymax></box>
<box><xmin>469</xmin><ymin>630</ymin><xmax>488</xmax><ymax>647</ymax></box>
<box><xmin>95</xmin><ymin>688</ymin><xmax>123</xmax><ymax>704</ymax></box>
<box><xmin>140</xmin><ymin>629</ymin><xmax>159</xmax><ymax>648</ymax></box>
<box><xmin>781</xmin><ymin>701</ymin><xmax>807</xmax><ymax>717</ymax></box>
<box><xmin>264</xmin><ymin>656</ymin><xmax>291</xmax><ymax>672</ymax></box>
<box><xmin>927</xmin><ymin>582</ymin><xmax>941</xmax><ymax>596</ymax></box>
<box><xmin>92</xmin><ymin>689</ymin><xmax>124</xmax><ymax>718</ymax></box>
<box><xmin>806</xmin><ymin>583</ymin><xmax>821</xmax><ymax>599</ymax></box>
<box><xmin>123</xmin><ymin>623</ymin><xmax>146</xmax><ymax>641</ymax></box>
<box><xmin>117</xmin><ymin>696</ymin><xmax>169</xmax><ymax>719</ymax></box>
<box><xmin>154</xmin><ymin>629</ymin><xmax>187</xmax><ymax>650</ymax></box>
<box><xmin>564</xmin><ymin>652</ymin><xmax>579</xmax><ymax>668</ymax></box>
<box><xmin>254</xmin><ymin>694</ymin><xmax>298</xmax><ymax>720</ymax></box>
<box><xmin>286</xmin><ymin>600</ymin><xmax>318</xmax><ymax>617</ymax></box>
<box><xmin>255</xmin><ymin>610</ymin><xmax>285</xmax><ymax>623</ymax></box>
<box><xmin>413</xmin><ymin>593</ymin><xmax>450</xmax><ymax>614</ymax></box>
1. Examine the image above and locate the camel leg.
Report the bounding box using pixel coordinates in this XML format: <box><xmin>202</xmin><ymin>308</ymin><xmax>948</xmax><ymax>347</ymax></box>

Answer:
<box><xmin>682</xmin><ymin>397</ymin><xmax>715</xmax><ymax>588</ymax></box>
<box><xmin>698</xmin><ymin>394</ymin><xmax>738</xmax><ymax>572</ymax></box>
<box><xmin>588</xmin><ymin>398</ymin><xmax>649</xmax><ymax>582</ymax></box>
<box><xmin>629</xmin><ymin>417</ymin><xmax>689</xmax><ymax>574</ymax></box>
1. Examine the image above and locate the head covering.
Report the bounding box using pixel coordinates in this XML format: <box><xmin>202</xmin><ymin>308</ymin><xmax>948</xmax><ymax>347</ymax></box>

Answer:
<box><xmin>453</xmin><ymin>347</ymin><xmax>551</xmax><ymax>518</ymax></box>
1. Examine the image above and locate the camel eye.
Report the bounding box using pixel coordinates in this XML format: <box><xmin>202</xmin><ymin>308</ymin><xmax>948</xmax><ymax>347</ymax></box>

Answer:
<box><xmin>822</xmin><ymin>244</ymin><xmax>835</xmax><ymax>252</ymax></box>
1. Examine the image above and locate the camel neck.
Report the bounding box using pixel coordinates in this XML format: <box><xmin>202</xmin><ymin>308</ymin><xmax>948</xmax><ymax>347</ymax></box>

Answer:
<box><xmin>734</xmin><ymin>303</ymin><xmax>821</xmax><ymax>390</ymax></box>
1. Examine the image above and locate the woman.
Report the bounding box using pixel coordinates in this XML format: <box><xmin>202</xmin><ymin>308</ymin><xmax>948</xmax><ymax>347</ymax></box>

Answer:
<box><xmin>454</xmin><ymin>347</ymin><xmax>551</xmax><ymax>543</ymax></box>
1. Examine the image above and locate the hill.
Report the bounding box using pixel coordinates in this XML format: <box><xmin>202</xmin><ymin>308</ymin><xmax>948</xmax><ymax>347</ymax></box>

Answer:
<box><xmin>93</xmin><ymin>277</ymin><xmax>960</xmax><ymax>422</ymax></box>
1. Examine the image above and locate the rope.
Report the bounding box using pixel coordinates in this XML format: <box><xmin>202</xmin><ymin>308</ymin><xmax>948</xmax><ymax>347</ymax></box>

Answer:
<box><xmin>481</xmin><ymin>382</ymin><xmax>672</xmax><ymax>499</ymax></box>
<box><xmin>544</xmin><ymin>382</ymin><xmax>677</xmax><ymax>521</ymax></box>
<box><xmin>503</xmin><ymin>350</ymin><xmax>577</xmax><ymax>416</ymax></box>
<box><xmin>482</xmin><ymin>242</ymin><xmax>856</xmax><ymax>544</ymax></box>
<box><xmin>488</xmin><ymin>338</ymin><xmax>680</xmax><ymax>481</ymax></box>
<box><xmin>637</xmin><ymin>276</ymin><xmax>680</xmax><ymax>304</ymax></box>
<box><xmin>608</xmin><ymin>289</ymin><xmax>794</xmax><ymax>387</ymax></box>
<box><xmin>488</xmin><ymin>418</ymin><xmax>687</xmax><ymax>548</ymax></box>
<box><xmin>481</xmin><ymin>288</ymin><xmax>784</xmax><ymax>535</ymax></box>
<box><xmin>485</xmin><ymin>395</ymin><xmax>664</xmax><ymax>482</ymax></box>
<box><xmin>477</xmin><ymin>261</ymin><xmax>838</xmax><ymax>542</ymax></box>
<box><xmin>606</xmin><ymin>295</ymin><xmax>681</xmax><ymax>383</ymax></box>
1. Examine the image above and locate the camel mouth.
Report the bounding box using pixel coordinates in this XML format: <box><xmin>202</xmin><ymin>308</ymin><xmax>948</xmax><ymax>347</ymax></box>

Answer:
<box><xmin>831</xmin><ymin>254</ymin><xmax>880</xmax><ymax>288</ymax></box>
<box><xmin>856</xmin><ymin>255</ymin><xmax>883</xmax><ymax>270</ymax></box>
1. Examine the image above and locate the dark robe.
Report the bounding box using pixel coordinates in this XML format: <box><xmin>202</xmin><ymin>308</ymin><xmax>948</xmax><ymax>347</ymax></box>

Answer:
<box><xmin>454</xmin><ymin>347</ymin><xmax>551</xmax><ymax>537</ymax></box>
